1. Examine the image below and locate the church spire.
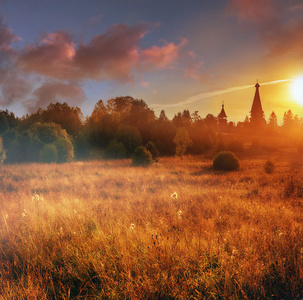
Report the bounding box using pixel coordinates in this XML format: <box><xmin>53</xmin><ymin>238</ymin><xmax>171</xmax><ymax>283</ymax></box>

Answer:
<box><xmin>250</xmin><ymin>81</ymin><xmax>265</xmax><ymax>127</ymax></box>
<box><xmin>218</xmin><ymin>101</ymin><xmax>227</xmax><ymax>119</ymax></box>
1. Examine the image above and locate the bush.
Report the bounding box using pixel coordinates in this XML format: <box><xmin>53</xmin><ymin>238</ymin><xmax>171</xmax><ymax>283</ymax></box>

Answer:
<box><xmin>145</xmin><ymin>141</ymin><xmax>159</xmax><ymax>161</ymax></box>
<box><xmin>106</xmin><ymin>139</ymin><xmax>127</xmax><ymax>159</ymax></box>
<box><xmin>0</xmin><ymin>137</ymin><xmax>6</xmax><ymax>164</ymax></box>
<box><xmin>132</xmin><ymin>146</ymin><xmax>153</xmax><ymax>166</ymax></box>
<box><xmin>264</xmin><ymin>160</ymin><xmax>275</xmax><ymax>174</ymax></box>
<box><xmin>39</xmin><ymin>143</ymin><xmax>58</xmax><ymax>163</ymax></box>
<box><xmin>115</xmin><ymin>125</ymin><xmax>142</xmax><ymax>156</ymax></box>
<box><xmin>54</xmin><ymin>137</ymin><xmax>74</xmax><ymax>162</ymax></box>
<box><xmin>213</xmin><ymin>151</ymin><xmax>240</xmax><ymax>171</ymax></box>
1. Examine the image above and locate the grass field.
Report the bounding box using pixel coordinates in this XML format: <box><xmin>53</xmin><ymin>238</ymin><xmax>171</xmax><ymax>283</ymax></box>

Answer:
<box><xmin>0</xmin><ymin>155</ymin><xmax>303</xmax><ymax>299</ymax></box>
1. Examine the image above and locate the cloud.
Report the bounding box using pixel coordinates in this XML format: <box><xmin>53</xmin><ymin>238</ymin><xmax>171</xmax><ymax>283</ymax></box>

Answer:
<box><xmin>227</xmin><ymin>0</ymin><xmax>278</xmax><ymax>23</ymax></box>
<box><xmin>1</xmin><ymin>19</ymin><xmax>190</xmax><ymax>112</ymax></box>
<box><xmin>227</xmin><ymin>0</ymin><xmax>303</xmax><ymax>57</ymax></box>
<box><xmin>74</xmin><ymin>23</ymin><xmax>148</xmax><ymax>81</ymax></box>
<box><xmin>25</xmin><ymin>81</ymin><xmax>86</xmax><ymax>112</ymax></box>
<box><xmin>84</xmin><ymin>14</ymin><xmax>103</xmax><ymax>28</ymax></box>
<box><xmin>140</xmin><ymin>38</ymin><xmax>187</xmax><ymax>69</ymax></box>
<box><xmin>0</xmin><ymin>71</ymin><xmax>33</xmax><ymax>106</ymax></box>
<box><xmin>18</xmin><ymin>31</ymin><xmax>76</xmax><ymax>79</ymax></box>
<box><xmin>17</xmin><ymin>23</ymin><xmax>188</xmax><ymax>82</ymax></box>
<box><xmin>0</xmin><ymin>15</ymin><xmax>21</xmax><ymax>51</ymax></box>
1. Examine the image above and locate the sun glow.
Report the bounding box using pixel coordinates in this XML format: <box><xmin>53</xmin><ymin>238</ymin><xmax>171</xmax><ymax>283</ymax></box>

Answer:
<box><xmin>291</xmin><ymin>75</ymin><xmax>303</xmax><ymax>105</ymax></box>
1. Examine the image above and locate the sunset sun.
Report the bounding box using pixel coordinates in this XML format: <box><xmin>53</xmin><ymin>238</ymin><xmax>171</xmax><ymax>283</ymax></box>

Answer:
<box><xmin>291</xmin><ymin>75</ymin><xmax>303</xmax><ymax>105</ymax></box>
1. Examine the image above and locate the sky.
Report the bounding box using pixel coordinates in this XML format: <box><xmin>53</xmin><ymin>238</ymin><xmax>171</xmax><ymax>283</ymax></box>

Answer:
<box><xmin>0</xmin><ymin>0</ymin><xmax>303</xmax><ymax>123</ymax></box>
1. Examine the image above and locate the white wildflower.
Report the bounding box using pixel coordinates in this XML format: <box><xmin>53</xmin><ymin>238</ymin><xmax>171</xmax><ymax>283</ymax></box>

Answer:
<box><xmin>130</xmin><ymin>223</ymin><xmax>135</xmax><ymax>230</ymax></box>
<box><xmin>58</xmin><ymin>227</ymin><xmax>64</xmax><ymax>237</ymax></box>
<box><xmin>21</xmin><ymin>209</ymin><xmax>27</xmax><ymax>218</ymax></box>
<box><xmin>32</xmin><ymin>194</ymin><xmax>44</xmax><ymax>202</ymax></box>
<box><xmin>171</xmin><ymin>192</ymin><xmax>178</xmax><ymax>200</ymax></box>
<box><xmin>177</xmin><ymin>209</ymin><xmax>182</xmax><ymax>219</ymax></box>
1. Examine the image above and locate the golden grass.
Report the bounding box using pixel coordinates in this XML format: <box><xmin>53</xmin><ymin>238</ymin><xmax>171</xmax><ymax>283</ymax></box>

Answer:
<box><xmin>0</xmin><ymin>156</ymin><xmax>302</xmax><ymax>299</ymax></box>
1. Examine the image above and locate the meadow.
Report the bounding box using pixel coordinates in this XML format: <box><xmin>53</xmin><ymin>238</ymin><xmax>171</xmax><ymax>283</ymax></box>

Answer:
<box><xmin>0</xmin><ymin>154</ymin><xmax>302</xmax><ymax>299</ymax></box>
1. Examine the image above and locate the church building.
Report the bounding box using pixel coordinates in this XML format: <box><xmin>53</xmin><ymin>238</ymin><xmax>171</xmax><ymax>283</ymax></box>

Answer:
<box><xmin>250</xmin><ymin>81</ymin><xmax>266</xmax><ymax>128</ymax></box>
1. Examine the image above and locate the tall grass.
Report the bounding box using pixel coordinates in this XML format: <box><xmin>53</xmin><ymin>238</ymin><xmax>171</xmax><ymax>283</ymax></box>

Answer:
<box><xmin>0</xmin><ymin>156</ymin><xmax>302</xmax><ymax>299</ymax></box>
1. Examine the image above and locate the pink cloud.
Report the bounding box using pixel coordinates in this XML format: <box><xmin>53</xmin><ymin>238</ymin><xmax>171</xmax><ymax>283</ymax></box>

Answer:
<box><xmin>140</xmin><ymin>38</ymin><xmax>187</xmax><ymax>69</ymax></box>
<box><xmin>0</xmin><ymin>15</ymin><xmax>21</xmax><ymax>51</ymax></box>
<box><xmin>183</xmin><ymin>61</ymin><xmax>204</xmax><ymax>80</ymax></box>
<box><xmin>17</xmin><ymin>23</ymin><xmax>188</xmax><ymax>82</ymax></box>
<box><xmin>74</xmin><ymin>23</ymin><xmax>148</xmax><ymax>81</ymax></box>
<box><xmin>18</xmin><ymin>31</ymin><xmax>76</xmax><ymax>78</ymax></box>
<box><xmin>227</xmin><ymin>0</ymin><xmax>278</xmax><ymax>23</ymax></box>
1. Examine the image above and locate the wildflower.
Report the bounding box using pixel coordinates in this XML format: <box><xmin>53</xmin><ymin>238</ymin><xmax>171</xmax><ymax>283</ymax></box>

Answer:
<box><xmin>32</xmin><ymin>194</ymin><xmax>44</xmax><ymax>202</ymax></box>
<box><xmin>171</xmin><ymin>192</ymin><xmax>178</xmax><ymax>200</ymax></box>
<box><xmin>58</xmin><ymin>227</ymin><xmax>64</xmax><ymax>237</ymax></box>
<box><xmin>21</xmin><ymin>209</ymin><xmax>27</xmax><ymax>218</ymax></box>
<box><xmin>130</xmin><ymin>223</ymin><xmax>135</xmax><ymax>230</ymax></box>
<box><xmin>177</xmin><ymin>209</ymin><xmax>182</xmax><ymax>219</ymax></box>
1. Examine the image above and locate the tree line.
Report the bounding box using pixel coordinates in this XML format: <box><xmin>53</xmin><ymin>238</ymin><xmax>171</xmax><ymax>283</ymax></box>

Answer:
<box><xmin>0</xmin><ymin>97</ymin><xmax>302</xmax><ymax>164</ymax></box>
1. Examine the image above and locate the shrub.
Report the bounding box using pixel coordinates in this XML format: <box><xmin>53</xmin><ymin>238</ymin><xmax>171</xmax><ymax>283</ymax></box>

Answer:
<box><xmin>145</xmin><ymin>141</ymin><xmax>159</xmax><ymax>161</ymax></box>
<box><xmin>213</xmin><ymin>151</ymin><xmax>240</xmax><ymax>171</ymax></box>
<box><xmin>54</xmin><ymin>137</ymin><xmax>74</xmax><ymax>163</ymax></box>
<box><xmin>39</xmin><ymin>143</ymin><xmax>58</xmax><ymax>163</ymax></box>
<box><xmin>264</xmin><ymin>160</ymin><xmax>275</xmax><ymax>174</ymax></box>
<box><xmin>0</xmin><ymin>137</ymin><xmax>6</xmax><ymax>164</ymax></box>
<box><xmin>132</xmin><ymin>146</ymin><xmax>153</xmax><ymax>166</ymax></box>
<box><xmin>106</xmin><ymin>139</ymin><xmax>127</xmax><ymax>159</ymax></box>
<box><xmin>115</xmin><ymin>125</ymin><xmax>142</xmax><ymax>156</ymax></box>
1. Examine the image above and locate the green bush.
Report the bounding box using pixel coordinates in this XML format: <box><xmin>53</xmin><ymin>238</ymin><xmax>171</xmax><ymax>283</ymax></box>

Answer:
<box><xmin>39</xmin><ymin>143</ymin><xmax>58</xmax><ymax>163</ymax></box>
<box><xmin>145</xmin><ymin>141</ymin><xmax>159</xmax><ymax>161</ymax></box>
<box><xmin>115</xmin><ymin>125</ymin><xmax>142</xmax><ymax>156</ymax></box>
<box><xmin>213</xmin><ymin>151</ymin><xmax>240</xmax><ymax>171</ymax></box>
<box><xmin>106</xmin><ymin>139</ymin><xmax>127</xmax><ymax>159</ymax></box>
<box><xmin>132</xmin><ymin>146</ymin><xmax>153</xmax><ymax>166</ymax></box>
<box><xmin>0</xmin><ymin>137</ymin><xmax>6</xmax><ymax>164</ymax></box>
<box><xmin>264</xmin><ymin>160</ymin><xmax>275</xmax><ymax>174</ymax></box>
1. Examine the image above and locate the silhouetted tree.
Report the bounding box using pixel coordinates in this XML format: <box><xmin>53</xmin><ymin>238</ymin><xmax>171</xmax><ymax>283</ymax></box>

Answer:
<box><xmin>268</xmin><ymin>111</ymin><xmax>278</xmax><ymax>132</ymax></box>
<box><xmin>173</xmin><ymin>127</ymin><xmax>192</xmax><ymax>157</ymax></box>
